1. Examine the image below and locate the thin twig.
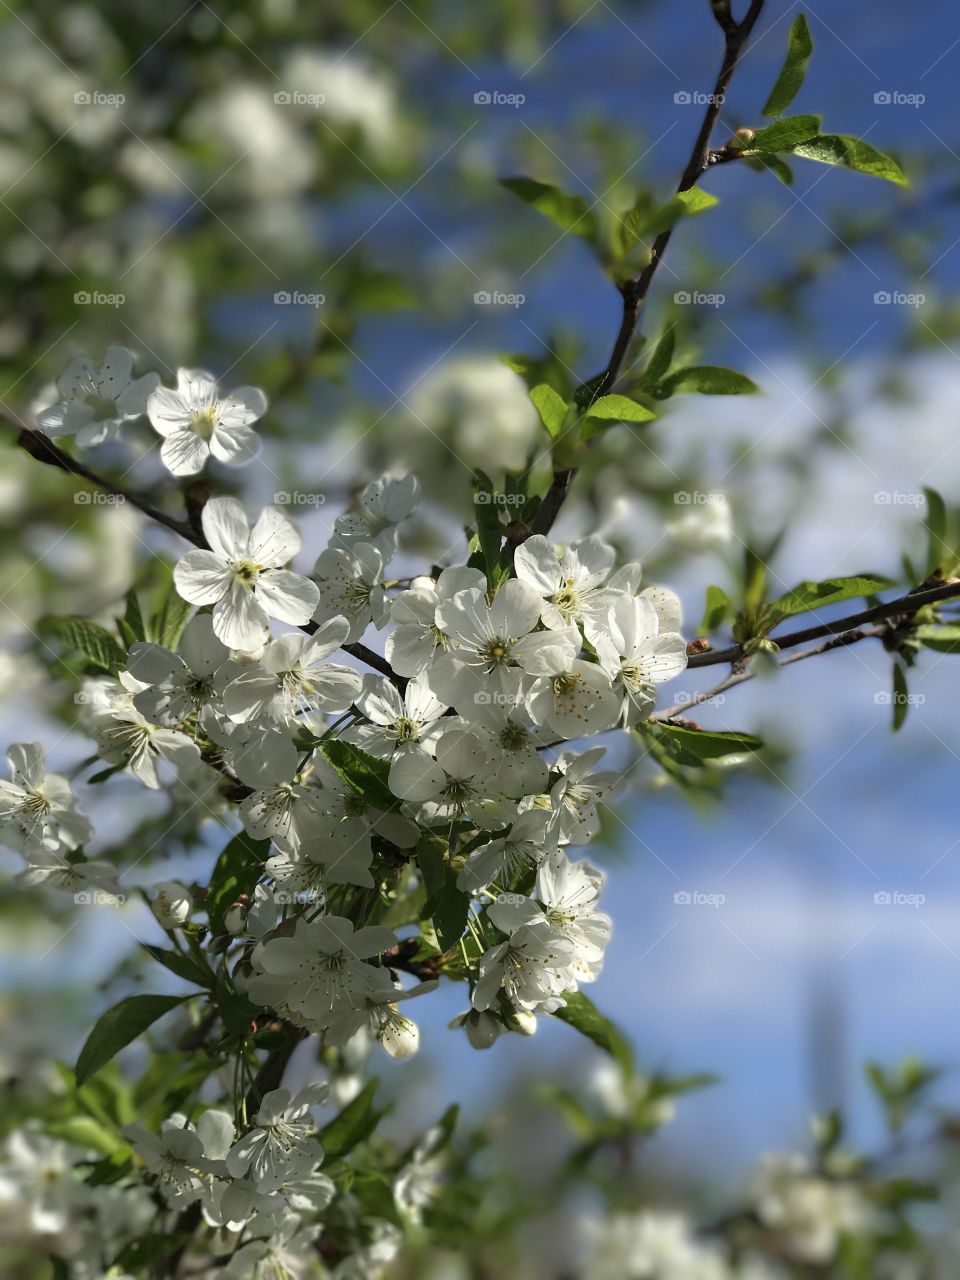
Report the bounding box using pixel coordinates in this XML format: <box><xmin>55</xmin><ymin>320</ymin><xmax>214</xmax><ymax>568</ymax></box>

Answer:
<box><xmin>530</xmin><ymin>0</ymin><xmax>766</xmax><ymax>537</ymax></box>
<box><xmin>687</xmin><ymin>580</ymin><xmax>960</xmax><ymax>670</ymax></box>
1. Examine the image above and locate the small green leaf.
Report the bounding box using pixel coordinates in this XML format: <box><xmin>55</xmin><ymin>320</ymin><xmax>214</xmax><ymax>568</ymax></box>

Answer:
<box><xmin>923</xmin><ymin>488</ymin><xmax>947</xmax><ymax>576</ymax></box>
<box><xmin>584</xmin><ymin>394</ymin><xmax>656</xmax><ymax>423</ymax></box>
<box><xmin>553</xmin><ymin>991</ymin><xmax>633</xmax><ymax>1072</ymax></box>
<box><xmin>620</xmin><ymin>188</ymin><xmax>719</xmax><ymax>251</ymax></box>
<box><xmin>790</xmin><ymin>134</ymin><xmax>908</xmax><ymax>185</ymax></box>
<box><xmin>152</xmin><ymin>583</ymin><xmax>193</xmax><ymax>649</ymax></box>
<box><xmin>766</xmin><ymin>575</ymin><xmax>892</xmax><ymax>622</ymax></box>
<box><xmin>658</xmin><ymin>366</ymin><xmax>758</xmax><ymax>396</ymax></box>
<box><xmin>892</xmin><ymin>662</ymin><xmax>909</xmax><ymax>732</ymax></box>
<box><xmin>752</xmin><ymin>154</ymin><xmax>795</xmax><ymax>185</ymax></box>
<box><xmin>500</xmin><ymin>177</ymin><xmax>597</xmax><ymax>241</ymax></box>
<box><xmin>76</xmin><ymin>994</ymin><xmax>190</xmax><ymax>1085</ymax></box>
<box><xmin>473</xmin><ymin>468</ymin><xmax>505</xmax><ymax>579</ymax></box>
<box><xmin>700</xmin><ymin>584</ymin><xmax>731</xmax><ymax>634</ymax></box>
<box><xmin>763</xmin><ymin>14</ymin><xmax>813</xmax><ymax>116</ymax></box>
<box><xmin>319</xmin><ymin>1080</ymin><xmax>383</xmax><ymax>1158</ymax></box>
<box><xmin>142</xmin><ymin>943</ymin><xmax>213</xmax><ymax>989</ymax></box>
<box><xmin>639</xmin><ymin>328</ymin><xmax>676</xmax><ymax>388</ymax></box>
<box><xmin>45</xmin><ymin>1115</ymin><xmax>131</xmax><ymax>1159</ymax></box>
<box><xmin>417</xmin><ymin>837</ymin><xmax>470</xmax><ymax>952</ymax></box>
<box><xmin>915</xmin><ymin>624</ymin><xmax>960</xmax><ymax>654</ymax></box>
<box><xmin>117</xmin><ymin>590</ymin><xmax>147</xmax><ymax>648</ymax></box>
<box><xmin>749</xmin><ymin>114</ymin><xmax>821</xmax><ymax>152</ymax></box>
<box><xmin>529</xmin><ymin>384</ymin><xmax>569</xmax><ymax>439</ymax></box>
<box><xmin>648</xmin><ymin>723</ymin><xmax>763</xmax><ymax>767</ymax></box>
<box><xmin>318</xmin><ymin>740</ymin><xmax>396</xmax><ymax>813</ymax></box>
<box><xmin>206</xmin><ymin>831</ymin><xmax>270</xmax><ymax>936</ymax></box>
<box><xmin>113</xmin><ymin>1234</ymin><xmax>189</xmax><ymax>1271</ymax></box>
<box><xmin>42</xmin><ymin>616</ymin><xmax>127</xmax><ymax>675</ymax></box>
<box><xmin>215</xmin><ymin>967</ymin><xmax>258</xmax><ymax>1037</ymax></box>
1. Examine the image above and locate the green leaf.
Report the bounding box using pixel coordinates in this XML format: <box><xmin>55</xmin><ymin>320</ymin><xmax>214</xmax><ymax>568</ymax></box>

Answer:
<box><xmin>113</xmin><ymin>1234</ymin><xmax>190</xmax><ymax>1272</ymax></box>
<box><xmin>752</xmin><ymin>154</ymin><xmax>795</xmax><ymax>186</ymax></box>
<box><xmin>923</xmin><ymin>487</ymin><xmax>947</xmax><ymax>576</ymax></box>
<box><xmin>766</xmin><ymin>575</ymin><xmax>892</xmax><ymax>622</ymax></box>
<box><xmin>763</xmin><ymin>14</ymin><xmax>813</xmax><ymax>116</ymax></box>
<box><xmin>42</xmin><ymin>616</ymin><xmax>126</xmax><ymax>675</ymax></box>
<box><xmin>206</xmin><ymin>830</ymin><xmax>270</xmax><ymax>936</ymax></box>
<box><xmin>892</xmin><ymin>662</ymin><xmax>909</xmax><ymax>732</ymax></box>
<box><xmin>749</xmin><ymin>114</ymin><xmax>821</xmax><ymax>152</ymax></box>
<box><xmin>318</xmin><ymin>740</ymin><xmax>396</xmax><ymax>813</ymax></box>
<box><xmin>45</xmin><ymin>1115</ymin><xmax>131</xmax><ymax>1159</ymax></box>
<box><xmin>76</xmin><ymin>994</ymin><xmax>190</xmax><ymax>1085</ymax></box>
<box><xmin>700</xmin><ymin>584</ymin><xmax>731</xmax><ymax>634</ymax></box>
<box><xmin>417</xmin><ymin>837</ymin><xmax>470</xmax><ymax>952</ymax></box>
<box><xmin>658</xmin><ymin>366</ymin><xmax>758</xmax><ymax>396</ymax></box>
<box><xmin>916</xmin><ymin>623</ymin><xmax>960</xmax><ymax>654</ymax></box>
<box><xmin>584</xmin><ymin>394</ymin><xmax>656</xmax><ymax>423</ymax></box>
<box><xmin>553</xmin><ymin>991</ymin><xmax>633</xmax><ymax>1072</ymax></box>
<box><xmin>117</xmin><ymin>590</ymin><xmax>147</xmax><ymax>648</ymax></box>
<box><xmin>529</xmin><ymin>383</ymin><xmax>569</xmax><ymax>439</ymax></box>
<box><xmin>790</xmin><ymin>134</ymin><xmax>908</xmax><ymax>185</ymax></box>
<box><xmin>581</xmin><ymin>393</ymin><xmax>656</xmax><ymax>441</ymax></box>
<box><xmin>215</xmin><ymin>967</ymin><xmax>258</xmax><ymax>1037</ymax></box>
<box><xmin>639</xmin><ymin>327</ymin><xmax>676</xmax><ymax>388</ymax></box>
<box><xmin>318</xmin><ymin>1080</ymin><xmax>383</xmax><ymax>1158</ymax></box>
<box><xmin>142</xmin><ymin>943</ymin><xmax>213</xmax><ymax>989</ymax></box>
<box><xmin>500</xmin><ymin>177</ymin><xmax>597</xmax><ymax>241</ymax></box>
<box><xmin>152</xmin><ymin>582</ymin><xmax>193</xmax><ymax>649</ymax></box>
<box><xmin>620</xmin><ymin>188</ymin><xmax>719</xmax><ymax>251</ymax></box>
<box><xmin>648</xmin><ymin>723</ymin><xmax>763</xmax><ymax>767</ymax></box>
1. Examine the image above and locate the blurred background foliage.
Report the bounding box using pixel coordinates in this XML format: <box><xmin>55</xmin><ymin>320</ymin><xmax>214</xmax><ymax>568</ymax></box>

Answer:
<box><xmin>4</xmin><ymin>0</ymin><xmax>960</xmax><ymax>1274</ymax></box>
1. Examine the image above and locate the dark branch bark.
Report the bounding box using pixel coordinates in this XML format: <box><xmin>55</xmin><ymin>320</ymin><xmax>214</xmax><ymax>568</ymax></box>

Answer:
<box><xmin>688</xmin><ymin>580</ymin><xmax>960</xmax><ymax>670</ymax></box>
<box><xmin>530</xmin><ymin>0</ymin><xmax>766</xmax><ymax>537</ymax></box>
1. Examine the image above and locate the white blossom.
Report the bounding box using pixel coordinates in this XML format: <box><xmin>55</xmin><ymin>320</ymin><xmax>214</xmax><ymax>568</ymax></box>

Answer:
<box><xmin>35</xmin><ymin>346</ymin><xmax>159</xmax><ymax>446</ymax></box>
<box><xmin>147</xmin><ymin>367</ymin><xmax>266</xmax><ymax>476</ymax></box>
<box><xmin>174</xmin><ymin>497</ymin><xmax>320</xmax><ymax>652</ymax></box>
<box><xmin>312</xmin><ymin>542</ymin><xmax>388</xmax><ymax>642</ymax></box>
<box><xmin>0</xmin><ymin>743</ymin><xmax>92</xmax><ymax>856</ymax></box>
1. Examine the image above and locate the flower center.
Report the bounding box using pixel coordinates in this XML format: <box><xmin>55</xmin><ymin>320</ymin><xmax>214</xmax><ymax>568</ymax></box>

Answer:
<box><xmin>479</xmin><ymin>636</ymin><xmax>514</xmax><ymax>669</ymax></box>
<box><xmin>233</xmin><ymin>559</ymin><xmax>262</xmax><ymax>586</ymax></box>
<box><xmin>392</xmin><ymin>715</ymin><xmax>420</xmax><ymax>743</ymax></box>
<box><xmin>83</xmin><ymin>392</ymin><xmax>119</xmax><ymax>421</ymax></box>
<box><xmin>190</xmin><ymin>406</ymin><xmax>219</xmax><ymax>440</ymax></box>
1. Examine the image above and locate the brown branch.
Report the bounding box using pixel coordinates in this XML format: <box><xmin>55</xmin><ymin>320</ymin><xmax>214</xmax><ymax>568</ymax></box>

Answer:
<box><xmin>688</xmin><ymin>580</ymin><xmax>960</xmax><ymax>670</ymax></box>
<box><xmin>17</xmin><ymin>425</ymin><xmax>199</xmax><ymax>544</ymax></box>
<box><xmin>654</xmin><ymin>627</ymin><xmax>877</xmax><ymax>720</ymax></box>
<box><xmin>15</xmin><ymin>419</ymin><xmax>405</xmax><ymax>685</ymax></box>
<box><xmin>530</xmin><ymin>0</ymin><xmax>766</xmax><ymax>537</ymax></box>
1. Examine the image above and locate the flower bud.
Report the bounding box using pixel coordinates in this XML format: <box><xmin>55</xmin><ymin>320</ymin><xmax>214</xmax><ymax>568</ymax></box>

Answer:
<box><xmin>465</xmin><ymin>1011</ymin><xmax>501</xmax><ymax>1050</ymax></box>
<box><xmin>152</xmin><ymin>880</ymin><xmax>193</xmax><ymax>930</ymax></box>
<box><xmin>506</xmin><ymin>1009</ymin><xmax>537</xmax><ymax>1037</ymax></box>
<box><xmin>378</xmin><ymin>1010</ymin><xmax>420</xmax><ymax>1059</ymax></box>
<box><xmin>223</xmin><ymin>895</ymin><xmax>251</xmax><ymax>936</ymax></box>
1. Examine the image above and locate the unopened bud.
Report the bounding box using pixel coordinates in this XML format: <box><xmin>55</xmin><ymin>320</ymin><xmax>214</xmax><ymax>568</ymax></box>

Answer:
<box><xmin>465</xmin><ymin>1011</ymin><xmax>501</xmax><ymax>1050</ymax></box>
<box><xmin>223</xmin><ymin>894</ymin><xmax>251</xmax><ymax>936</ymax></box>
